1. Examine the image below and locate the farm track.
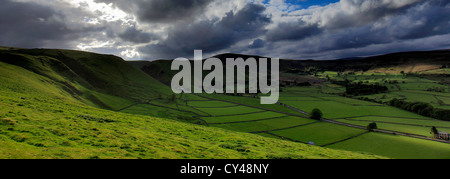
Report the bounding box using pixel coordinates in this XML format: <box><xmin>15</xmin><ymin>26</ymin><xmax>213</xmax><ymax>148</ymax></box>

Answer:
<box><xmin>332</xmin><ymin>115</ymin><xmax>439</xmax><ymax>121</ymax></box>
<box><xmin>338</xmin><ymin>118</ymin><xmax>450</xmax><ymax>129</ymax></box>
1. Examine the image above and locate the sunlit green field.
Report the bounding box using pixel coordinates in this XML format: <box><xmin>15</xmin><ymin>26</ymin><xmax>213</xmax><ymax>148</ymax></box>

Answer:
<box><xmin>328</xmin><ymin>133</ymin><xmax>450</xmax><ymax>159</ymax></box>
<box><xmin>270</xmin><ymin>122</ymin><xmax>366</xmax><ymax>146</ymax></box>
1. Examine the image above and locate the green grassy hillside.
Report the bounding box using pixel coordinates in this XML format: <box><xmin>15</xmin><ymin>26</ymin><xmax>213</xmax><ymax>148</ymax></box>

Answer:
<box><xmin>5</xmin><ymin>48</ymin><xmax>172</xmax><ymax>101</ymax></box>
<box><xmin>0</xmin><ymin>48</ymin><xmax>383</xmax><ymax>159</ymax></box>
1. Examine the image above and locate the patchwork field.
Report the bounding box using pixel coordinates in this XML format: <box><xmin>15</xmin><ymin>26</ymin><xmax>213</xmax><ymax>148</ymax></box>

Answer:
<box><xmin>187</xmin><ymin>85</ymin><xmax>450</xmax><ymax>159</ymax></box>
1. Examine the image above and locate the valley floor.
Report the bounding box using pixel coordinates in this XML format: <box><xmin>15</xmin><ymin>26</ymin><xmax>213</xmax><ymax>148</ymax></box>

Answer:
<box><xmin>176</xmin><ymin>87</ymin><xmax>450</xmax><ymax>159</ymax></box>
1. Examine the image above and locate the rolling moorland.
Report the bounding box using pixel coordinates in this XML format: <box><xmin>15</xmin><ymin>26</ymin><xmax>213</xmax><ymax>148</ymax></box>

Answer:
<box><xmin>0</xmin><ymin>46</ymin><xmax>449</xmax><ymax>159</ymax></box>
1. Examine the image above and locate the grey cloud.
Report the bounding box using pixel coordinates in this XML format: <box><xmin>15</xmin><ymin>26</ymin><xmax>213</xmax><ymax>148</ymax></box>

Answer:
<box><xmin>140</xmin><ymin>3</ymin><xmax>271</xmax><ymax>59</ymax></box>
<box><xmin>265</xmin><ymin>0</ymin><xmax>424</xmax><ymax>43</ymax></box>
<box><xmin>1</xmin><ymin>0</ymin><xmax>449</xmax><ymax>61</ymax></box>
<box><xmin>321</xmin><ymin>0</ymin><xmax>450</xmax><ymax>52</ymax></box>
<box><xmin>0</xmin><ymin>0</ymin><xmax>108</xmax><ymax>49</ymax></box>
<box><xmin>258</xmin><ymin>0</ymin><xmax>450</xmax><ymax>60</ymax></box>
<box><xmin>326</xmin><ymin>0</ymin><xmax>424</xmax><ymax>29</ymax></box>
<box><xmin>95</xmin><ymin>0</ymin><xmax>215</xmax><ymax>23</ymax></box>
<box><xmin>266</xmin><ymin>21</ymin><xmax>322</xmax><ymax>42</ymax></box>
<box><xmin>0</xmin><ymin>0</ymin><xmax>74</xmax><ymax>48</ymax></box>
<box><xmin>389</xmin><ymin>0</ymin><xmax>450</xmax><ymax>40</ymax></box>
<box><xmin>118</xmin><ymin>26</ymin><xmax>157</xmax><ymax>43</ymax></box>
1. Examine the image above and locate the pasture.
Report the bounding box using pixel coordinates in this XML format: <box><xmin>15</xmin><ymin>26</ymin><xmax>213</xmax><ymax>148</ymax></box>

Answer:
<box><xmin>190</xmin><ymin>83</ymin><xmax>450</xmax><ymax>159</ymax></box>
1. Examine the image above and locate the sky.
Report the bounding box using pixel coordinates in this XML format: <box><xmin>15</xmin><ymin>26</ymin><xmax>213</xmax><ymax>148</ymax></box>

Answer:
<box><xmin>0</xmin><ymin>0</ymin><xmax>449</xmax><ymax>60</ymax></box>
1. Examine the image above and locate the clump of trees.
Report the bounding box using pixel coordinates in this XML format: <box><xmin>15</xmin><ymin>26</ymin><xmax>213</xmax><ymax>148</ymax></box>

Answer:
<box><xmin>345</xmin><ymin>82</ymin><xmax>388</xmax><ymax>96</ymax></box>
<box><xmin>295</xmin><ymin>81</ymin><xmax>312</xmax><ymax>87</ymax></box>
<box><xmin>367</xmin><ymin>122</ymin><xmax>378</xmax><ymax>131</ymax></box>
<box><xmin>426</xmin><ymin>87</ymin><xmax>446</xmax><ymax>93</ymax></box>
<box><xmin>388</xmin><ymin>98</ymin><xmax>450</xmax><ymax>121</ymax></box>
<box><xmin>311</xmin><ymin>108</ymin><xmax>323</xmax><ymax>120</ymax></box>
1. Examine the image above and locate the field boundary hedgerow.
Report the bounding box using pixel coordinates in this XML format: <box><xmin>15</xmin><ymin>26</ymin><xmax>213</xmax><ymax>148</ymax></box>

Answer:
<box><xmin>207</xmin><ymin>115</ymin><xmax>291</xmax><ymax>125</ymax></box>
<box><xmin>204</xmin><ymin>110</ymin><xmax>267</xmax><ymax>117</ymax></box>
<box><xmin>320</xmin><ymin>131</ymin><xmax>371</xmax><ymax>147</ymax></box>
<box><xmin>259</xmin><ymin>132</ymin><xmax>308</xmax><ymax>144</ymax></box>
<box><xmin>188</xmin><ymin>104</ymin><xmax>241</xmax><ymax>108</ymax></box>
<box><xmin>250</xmin><ymin>121</ymin><xmax>320</xmax><ymax>134</ymax></box>
<box><xmin>194</xmin><ymin>94</ymin><xmax>310</xmax><ymax>119</ymax></box>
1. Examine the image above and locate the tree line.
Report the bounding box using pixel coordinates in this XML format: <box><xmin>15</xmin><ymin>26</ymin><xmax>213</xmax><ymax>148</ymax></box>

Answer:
<box><xmin>388</xmin><ymin>98</ymin><xmax>450</xmax><ymax>121</ymax></box>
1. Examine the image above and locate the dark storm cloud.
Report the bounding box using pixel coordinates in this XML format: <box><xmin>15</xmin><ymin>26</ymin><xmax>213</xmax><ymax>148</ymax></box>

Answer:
<box><xmin>266</xmin><ymin>21</ymin><xmax>322</xmax><ymax>42</ymax></box>
<box><xmin>255</xmin><ymin>0</ymin><xmax>450</xmax><ymax>60</ymax></box>
<box><xmin>0</xmin><ymin>0</ymin><xmax>73</xmax><ymax>48</ymax></box>
<box><xmin>265</xmin><ymin>0</ymin><xmax>425</xmax><ymax>43</ymax></box>
<box><xmin>0</xmin><ymin>0</ymin><xmax>107</xmax><ymax>49</ymax></box>
<box><xmin>389</xmin><ymin>0</ymin><xmax>450</xmax><ymax>40</ymax></box>
<box><xmin>320</xmin><ymin>0</ymin><xmax>450</xmax><ymax>53</ymax></box>
<box><xmin>118</xmin><ymin>26</ymin><xmax>157</xmax><ymax>44</ymax></box>
<box><xmin>1</xmin><ymin>0</ymin><xmax>449</xmax><ymax>61</ymax></box>
<box><xmin>94</xmin><ymin>0</ymin><xmax>215</xmax><ymax>23</ymax></box>
<box><xmin>323</xmin><ymin>0</ymin><xmax>425</xmax><ymax>29</ymax></box>
<box><xmin>140</xmin><ymin>3</ymin><xmax>271</xmax><ymax>59</ymax></box>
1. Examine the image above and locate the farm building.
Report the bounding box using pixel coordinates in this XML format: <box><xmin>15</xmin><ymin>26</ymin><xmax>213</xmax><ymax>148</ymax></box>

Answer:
<box><xmin>435</xmin><ymin>132</ymin><xmax>450</xmax><ymax>140</ymax></box>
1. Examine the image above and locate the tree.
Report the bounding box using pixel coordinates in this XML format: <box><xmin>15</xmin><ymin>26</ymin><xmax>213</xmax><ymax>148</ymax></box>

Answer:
<box><xmin>367</xmin><ymin>122</ymin><xmax>378</xmax><ymax>131</ymax></box>
<box><xmin>311</xmin><ymin>108</ymin><xmax>323</xmax><ymax>120</ymax></box>
<box><xmin>431</xmin><ymin>126</ymin><xmax>439</xmax><ymax>135</ymax></box>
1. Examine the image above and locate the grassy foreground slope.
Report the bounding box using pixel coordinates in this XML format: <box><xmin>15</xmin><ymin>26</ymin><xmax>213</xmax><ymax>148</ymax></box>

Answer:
<box><xmin>0</xmin><ymin>48</ymin><xmax>384</xmax><ymax>159</ymax></box>
<box><xmin>0</xmin><ymin>91</ymin><xmax>383</xmax><ymax>159</ymax></box>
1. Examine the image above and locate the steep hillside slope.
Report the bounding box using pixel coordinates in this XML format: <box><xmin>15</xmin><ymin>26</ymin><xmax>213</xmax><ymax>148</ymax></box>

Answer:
<box><xmin>0</xmin><ymin>48</ymin><xmax>171</xmax><ymax>110</ymax></box>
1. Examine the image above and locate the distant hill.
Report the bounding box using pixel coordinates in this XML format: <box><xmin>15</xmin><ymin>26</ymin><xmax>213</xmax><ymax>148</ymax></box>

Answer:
<box><xmin>129</xmin><ymin>50</ymin><xmax>450</xmax><ymax>85</ymax></box>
